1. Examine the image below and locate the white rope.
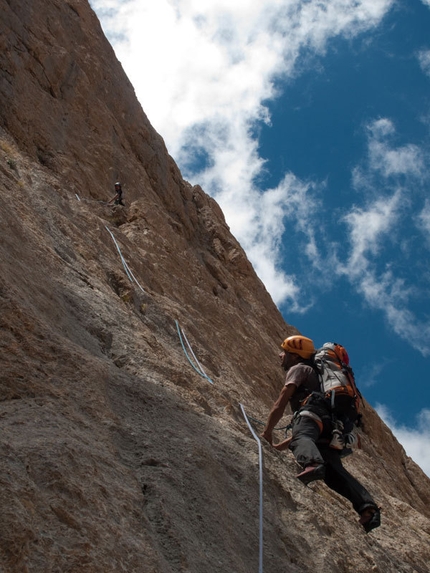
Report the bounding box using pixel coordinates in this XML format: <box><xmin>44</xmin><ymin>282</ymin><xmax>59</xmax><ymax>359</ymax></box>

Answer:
<box><xmin>175</xmin><ymin>320</ymin><xmax>214</xmax><ymax>384</ymax></box>
<box><xmin>105</xmin><ymin>225</ymin><xmax>133</xmax><ymax>280</ymax></box>
<box><xmin>181</xmin><ymin>327</ymin><xmax>210</xmax><ymax>380</ymax></box>
<box><xmin>121</xmin><ymin>260</ymin><xmax>146</xmax><ymax>295</ymax></box>
<box><xmin>105</xmin><ymin>226</ymin><xmax>146</xmax><ymax>294</ymax></box>
<box><xmin>240</xmin><ymin>403</ymin><xmax>264</xmax><ymax>573</ymax></box>
<box><xmin>75</xmin><ymin>193</ymin><xmax>81</xmax><ymax>201</ymax></box>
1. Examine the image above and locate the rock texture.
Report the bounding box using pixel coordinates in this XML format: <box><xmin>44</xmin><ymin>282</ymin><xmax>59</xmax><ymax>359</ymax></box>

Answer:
<box><xmin>1</xmin><ymin>1</ymin><xmax>429</xmax><ymax>572</ymax></box>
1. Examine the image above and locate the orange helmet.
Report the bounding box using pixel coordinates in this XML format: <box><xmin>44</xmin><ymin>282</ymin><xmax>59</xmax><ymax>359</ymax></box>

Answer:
<box><xmin>281</xmin><ymin>335</ymin><xmax>315</xmax><ymax>359</ymax></box>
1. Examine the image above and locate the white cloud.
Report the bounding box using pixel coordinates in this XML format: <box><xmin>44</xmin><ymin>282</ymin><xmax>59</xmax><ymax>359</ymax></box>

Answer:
<box><xmin>90</xmin><ymin>0</ymin><xmax>394</xmax><ymax>309</ymax></box>
<box><xmin>376</xmin><ymin>405</ymin><xmax>430</xmax><ymax>478</ymax></box>
<box><xmin>241</xmin><ymin>173</ymin><xmax>320</xmax><ymax>309</ymax></box>
<box><xmin>366</xmin><ymin>119</ymin><xmax>424</xmax><ymax>178</ymax></box>
<box><xmin>421</xmin><ymin>0</ymin><xmax>430</xmax><ymax>8</ymax></box>
<box><xmin>341</xmin><ymin>191</ymin><xmax>401</xmax><ymax>275</ymax></box>
<box><xmin>356</xmin><ymin>272</ymin><xmax>430</xmax><ymax>356</ymax></box>
<box><xmin>418</xmin><ymin>49</ymin><xmax>430</xmax><ymax>77</ymax></box>
<box><xmin>418</xmin><ymin>200</ymin><xmax>430</xmax><ymax>243</ymax></box>
<box><xmin>338</xmin><ymin>119</ymin><xmax>430</xmax><ymax>356</ymax></box>
<box><xmin>359</xmin><ymin>360</ymin><xmax>390</xmax><ymax>388</ymax></box>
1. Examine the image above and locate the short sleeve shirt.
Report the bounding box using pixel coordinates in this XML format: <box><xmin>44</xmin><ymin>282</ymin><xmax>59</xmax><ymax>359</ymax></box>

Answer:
<box><xmin>285</xmin><ymin>363</ymin><xmax>320</xmax><ymax>412</ymax></box>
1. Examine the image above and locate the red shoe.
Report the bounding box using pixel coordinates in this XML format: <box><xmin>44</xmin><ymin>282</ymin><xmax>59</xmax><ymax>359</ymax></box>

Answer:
<box><xmin>296</xmin><ymin>464</ymin><xmax>325</xmax><ymax>485</ymax></box>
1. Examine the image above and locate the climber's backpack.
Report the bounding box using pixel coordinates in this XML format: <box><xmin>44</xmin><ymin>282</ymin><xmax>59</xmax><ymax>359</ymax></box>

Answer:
<box><xmin>313</xmin><ymin>342</ymin><xmax>362</xmax><ymax>429</ymax></box>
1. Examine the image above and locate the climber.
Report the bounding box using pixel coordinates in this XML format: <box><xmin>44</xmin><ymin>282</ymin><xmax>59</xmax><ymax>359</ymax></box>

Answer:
<box><xmin>108</xmin><ymin>182</ymin><xmax>125</xmax><ymax>206</ymax></box>
<box><xmin>261</xmin><ymin>335</ymin><xmax>381</xmax><ymax>533</ymax></box>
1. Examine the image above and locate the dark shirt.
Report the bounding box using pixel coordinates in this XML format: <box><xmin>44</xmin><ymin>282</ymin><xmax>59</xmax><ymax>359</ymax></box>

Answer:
<box><xmin>114</xmin><ymin>187</ymin><xmax>124</xmax><ymax>205</ymax></box>
<box><xmin>285</xmin><ymin>362</ymin><xmax>320</xmax><ymax>412</ymax></box>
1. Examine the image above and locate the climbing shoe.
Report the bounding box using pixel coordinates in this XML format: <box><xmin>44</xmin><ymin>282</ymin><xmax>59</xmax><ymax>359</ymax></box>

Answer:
<box><xmin>329</xmin><ymin>420</ymin><xmax>345</xmax><ymax>450</ymax></box>
<box><xmin>296</xmin><ymin>464</ymin><xmax>326</xmax><ymax>485</ymax></box>
<box><xmin>344</xmin><ymin>432</ymin><xmax>357</xmax><ymax>448</ymax></box>
<box><xmin>329</xmin><ymin>429</ymin><xmax>344</xmax><ymax>450</ymax></box>
<box><xmin>359</xmin><ymin>507</ymin><xmax>381</xmax><ymax>533</ymax></box>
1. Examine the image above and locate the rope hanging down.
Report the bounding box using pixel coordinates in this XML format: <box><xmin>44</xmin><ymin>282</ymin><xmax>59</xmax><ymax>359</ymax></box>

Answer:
<box><xmin>175</xmin><ymin>320</ymin><xmax>214</xmax><ymax>384</ymax></box>
<box><xmin>105</xmin><ymin>226</ymin><xmax>146</xmax><ymax>294</ymax></box>
<box><xmin>240</xmin><ymin>403</ymin><xmax>264</xmax><ymax>573</ymax></box>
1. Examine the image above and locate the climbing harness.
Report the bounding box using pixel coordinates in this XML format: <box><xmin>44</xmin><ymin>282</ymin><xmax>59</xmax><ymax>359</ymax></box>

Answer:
<box><xmin>105</xmin><ymin>226</ymin><xmax>146</xmax><ymax>294</ymax></box>
<box><xmin>175</xmin><ymin>320</ymin><xmax>213</xmax><ymax>384</ymax></box>
<box><xmin>240</xmin><ymin>403</ymin><xmax>264</xmax><ymax>573</ymax></box>
<box><xmin>297</xmin><ymin>410</ymin><xmax>324</xmax><ymax>433</ymax></box>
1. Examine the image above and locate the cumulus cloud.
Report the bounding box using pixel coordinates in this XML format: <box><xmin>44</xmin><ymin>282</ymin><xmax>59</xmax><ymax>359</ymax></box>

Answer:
<box><xmin>340</xmin><ymin>119</ymin><xmax>430</xmax><ymax>356</ymax></box>
<box><xmin>241</xmin><ymin>173</ymin><xmax>321</xmax><ymax>309</ymax></box>
<box><xmin>341</xmin><ymin>191</ymin><xmax>401</xmax><ymax>276</ymax></box>
<box><xmin>418</xmin><ymin>200</ymin><xmax>430</xmax><ymax>242</ymax></box>
<box><xmin>418</xmin><ymin>49</ymin><xmax>430</xmax><ymax>76</ymax></box>
<box><xmin>90</xmin><ymin>0</ymin><xmax>394</xmax><ymax>309</ymax></box>
<box><xmin>366</xmin><ymin>119</ymin><xmax>424</xmax><ymax>178</ymax></box>
<box><xmin>357</xmin><ymin>273</ymin><xmax>430</xmax><ymax>355</ymax></box>
<box><xmin>359</xmin><ymin>360</ymin><xmax>390</xmax><ymax>388</ymax></box>
<box><xmin>376</xmin><ymin>405</ymin><xmax>430</xmax><ymax>478</ymax></box>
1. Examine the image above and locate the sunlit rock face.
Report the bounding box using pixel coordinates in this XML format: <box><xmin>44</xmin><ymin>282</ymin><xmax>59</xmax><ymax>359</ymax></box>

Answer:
<box><xmin>1</xmin><ymin>1</ymin><xmax>429</xmax><ymax>572</ymax></box>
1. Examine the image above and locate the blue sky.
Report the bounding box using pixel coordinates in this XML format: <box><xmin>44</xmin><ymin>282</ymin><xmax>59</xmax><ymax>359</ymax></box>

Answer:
<box><xmin>90</xmin><ymin>0</ymin><xmax>430</xmax><ymax>477</ymax></box>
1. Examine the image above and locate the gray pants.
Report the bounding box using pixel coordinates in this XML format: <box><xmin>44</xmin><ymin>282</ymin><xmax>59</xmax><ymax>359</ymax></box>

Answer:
<box><xmin>290</xmin><ymin>415</ymin><xmax>377</xmax><ymax>514</ymax></box>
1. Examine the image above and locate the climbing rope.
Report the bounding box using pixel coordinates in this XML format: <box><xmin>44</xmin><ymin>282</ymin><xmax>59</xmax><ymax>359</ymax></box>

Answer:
<box><xmin>181</xmin><ymin>328</ymin><xmax>208</xmax><ymax>378</ymax></box>
<box><xmin>240</xmin><ymin>403</ymin><xmax>264</xmax><ymax>573</ymax></box>
<box><xmin>105</xmin><ymin>225</ymin><xmax>146</xmax><ymax>294</ymax></box>
<box><xmin>175</xmin><ymin>320</ymin><xmax>213</xmax><ymax>384</ymax></box>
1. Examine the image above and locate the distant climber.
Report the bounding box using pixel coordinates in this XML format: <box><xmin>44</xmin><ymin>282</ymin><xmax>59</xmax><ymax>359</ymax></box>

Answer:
<box><xmin>261</xmin><ymin>335</ymin><xmax>381</xmax><ymax>533</ymax></box>
<box><xmin>108</xmin><ymin>182</ymin><xmax>125</xmax><ymax>206</ymax></box>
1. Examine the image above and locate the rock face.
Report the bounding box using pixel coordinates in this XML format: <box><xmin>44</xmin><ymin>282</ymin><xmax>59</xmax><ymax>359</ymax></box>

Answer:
<box><xmin>1</xmin><ymin>1</ymin><xmax>429</xmax><ymax>572</ymax></box>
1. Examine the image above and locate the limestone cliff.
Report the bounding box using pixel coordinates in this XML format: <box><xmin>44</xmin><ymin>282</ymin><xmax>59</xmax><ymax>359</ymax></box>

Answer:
<box><xmin>1</xmin><ymin>1</ymin><xmax>429</xmax><ymax>572</ymax></box>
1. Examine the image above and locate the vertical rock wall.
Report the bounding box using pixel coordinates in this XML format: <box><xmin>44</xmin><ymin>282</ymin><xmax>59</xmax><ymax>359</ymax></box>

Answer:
<box><xmin>1</xmin><ymin>1</ymin><xmax>429</xmax><ymax>572</ymax></box>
